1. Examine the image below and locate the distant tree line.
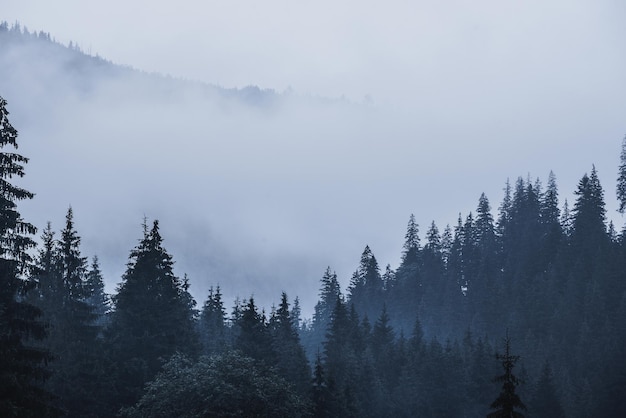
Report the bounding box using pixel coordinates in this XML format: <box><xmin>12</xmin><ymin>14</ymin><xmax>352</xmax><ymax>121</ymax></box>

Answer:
<box><xmin>2</xmin><ymin>90</ymin><xmax>626</xmax><ymax>415</ymax></box>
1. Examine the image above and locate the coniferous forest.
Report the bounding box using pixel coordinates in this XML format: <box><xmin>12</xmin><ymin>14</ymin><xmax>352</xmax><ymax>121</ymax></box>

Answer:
<box><xmin>2</xmin><ymin>23</ymin><xmax>626</xmax><ymax>418</ymax></box>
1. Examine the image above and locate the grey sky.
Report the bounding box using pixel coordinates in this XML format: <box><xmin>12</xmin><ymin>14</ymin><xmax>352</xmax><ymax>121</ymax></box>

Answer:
<box><xmin>2</xmin><ymin>0</ymin><xmax>626</xmax><ymax>317</ymax></box>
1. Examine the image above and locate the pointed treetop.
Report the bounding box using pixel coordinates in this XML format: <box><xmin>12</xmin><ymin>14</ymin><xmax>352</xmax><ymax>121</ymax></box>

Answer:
<box><xmin>425</xmin><ymin>221</ymin><xmax>441</xmax><ymax>253</ymax></box>
<box><xmin>617</xmin><ymin>135</ymin><xmax>626</xmax><ymax>214</ymax></box>
<box><xmin>402</xmin><ymin>214</ymin><xmax>420</xmax><ymax>264</ymax></box>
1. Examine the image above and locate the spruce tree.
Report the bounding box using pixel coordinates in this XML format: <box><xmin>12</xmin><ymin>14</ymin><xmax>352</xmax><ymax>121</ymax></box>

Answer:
<box><xmin>198</xmin><ymin>285</ymin><xmax>227</xmax><ymax>355</ymax></box>
<box><xmin>313</xmin><ymin>267</ymin><xmax>342</xmax><ymax>333</ymax></box>
<box><xmin>570</xmin><ymin>167</ymin><xmax>609</xmax><ymax>281</ymax></box>
<box><xmin>235</xmin><ymin>297</ymin><xmax>274</xmax><ymax>364</ymax></box>
<box><xmin>488</xmin><ymin>335</ymin><xmax>526</xmax><ymax>417</ymax></box>
<box><xmin>573</xmin><ymin>166</ymin><xmax>607</xmax><ymax>245</ymax></box>
<box><xmin>269</xmin><ymin>292</ymin><xmax>311</xmax><ymax>395</ymax></box>
<box><xmin>617</xmin><ymin>135</ymin><xmax>626</xmax><ymax>214</ymax></box>
<box><xmin>311</xmin><ymin>351</ymin><xmax>331</xmax><ymax>418</ymax></box>
<box><xmin>401</xmin><ymin>214</ymin><xmax>420</xmax><ymax>265</ymax></box>
<box><xmin>371</xmin><ymin>305</ymin><xmax>397</xmax><ymax>389</ymax></box>
<box><xmin>0</xmin><ymin>96</ymin><xmax>57</xmax><ymax>416</ymax></box>
<box><xmin>39</xmin><ymin>208</ymin><xmax>103</xmax><ymax>416</ymax></box>
<box><xmin>347</xmin><ymin>245</ymin><xmax>383</xmax><ymax>322</ymax></box>
<box><xmin>85</xmin><ymin>255</ymin><xmax>109</xmax><ymax>328</ymax></box>
<box><xmin>107</xmin><ymin>219</ymin><xmax>198</xmax><ymax>410</ymax></box>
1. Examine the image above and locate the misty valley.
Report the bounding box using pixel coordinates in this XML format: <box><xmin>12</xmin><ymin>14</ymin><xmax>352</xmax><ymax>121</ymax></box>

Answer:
<box><xmin>2</xmin><ymin>22</ymin><xmax>626</xmax><ymax>418</ymax></box>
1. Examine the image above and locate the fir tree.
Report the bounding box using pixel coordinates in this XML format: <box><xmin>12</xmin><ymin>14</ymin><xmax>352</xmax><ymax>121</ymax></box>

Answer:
<box><xmin>41</xmin><ymin>208</ymin><xmax>103</xmax><ymax>416</ymax></box>
<box><xmin>313</xmin><ymin>267</ymin><xmax>342</xmax><ymax>332</ymax></box>
<box><xmin>488</xmin><ymin>335</ymin><xmax>526</xmax><ymax>417</ymax></box>
<box><xmin>573</xmin><ymin>166</ymin><xmax>606</xmax><ymax>242</ymax></box>
<box><xmin>198</xmin><ymin>285</ymin><xmax>227</xmax><ymax>355</ymax></box>
<box><xmin>235</xmin><ymin>297</ymin><xmax>274</xmax><ymax>364</ymax></box>
<box><xmin>311</xmin><ymin>350</ymin><xmax>331</xmax><ymax>418</ymax></box>
<box><xmin>381</xmin><ymin>263</ymin><xmax>395</xmax><ymax>291</ymax></box>
<box><xmin>85</xmin><ymin>255</ymin><xmax>109</xmax><ymax>327</ymax></box>
<box><xmin>0</xmin><ymin>96</ymin><xmax>57</xmax><ymax>416</ymax></box>
<box><xmin>107</xmin><ymin>219</ymin><xmax>199</xmax><ymax>410</ymax></box>
<box><xmin>269</xmin><ymin>292</ymin><xmax>310</xmax><ymax>395</ymax></box>
<box><xmin>617</xmin><ymin>135</ymin><xmax>626</xmax><ymax>214</ymax></box>
<box><xmin>347</xmin><ymin>246</ymin><xmax>383</xmax><ymax>321</ymax></box>
<box><xmin>401</xmin><ymin>214</ymin><xmax>420</xmax><ymax>265</ymax></box>
<box><xmin>541</xmin><ymin>171</ymin><xmax>560</xmax><ymax>226</ymax></box>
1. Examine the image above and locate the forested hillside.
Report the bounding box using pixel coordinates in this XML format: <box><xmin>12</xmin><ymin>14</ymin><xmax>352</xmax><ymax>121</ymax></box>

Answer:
<box><xmin>2</xmin><ymin>21</ymin><xmax>626</xmax><ymax>418</ymax></box>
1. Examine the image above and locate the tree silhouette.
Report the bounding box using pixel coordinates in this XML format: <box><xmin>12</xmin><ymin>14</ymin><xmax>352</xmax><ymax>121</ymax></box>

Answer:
<box><xmin>488</xmin><ymin>334</ymin><xmax>526</xmax><ymax>418</ymax></box>
<box><xmin>0</xmin><ymin>96</ymin><xmax>57</xmax><ymax>416</ymax></box>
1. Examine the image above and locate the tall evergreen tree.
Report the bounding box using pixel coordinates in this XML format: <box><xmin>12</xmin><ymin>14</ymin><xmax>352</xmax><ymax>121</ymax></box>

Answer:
<box><xmin>560</xmin><ymin>199</ymin><xmax>573</xmax><ymax>237</ymax></box>
<box><xmin>496</xmin><ymin>179</ymin><xmax>513</xmax><ymax>247</ymax></box>
<box><xmin>371</xmin><ymin>305</ymin><xmax>397</xmax><ymax>389</ymax></box>
<box><xmin>235</xmin><ymin>297</ymin><xmax>274</xmax><ymax>364</ymax></box>
<box><xmin>570</xmin><ymin>167</ymin><xmax>609</xmax><ymax>285</ymax></box>
<box><xmin>107</xmin><ymin>219</ymin><xmax>198</xmax><ymax>411</ymax></box>
<box><xmin>85</xmin><ymin>255</ymin><xmax>109</xmax><ymax>328</ymax></box>
<box><xmin>37</xmin><ymin>208</ymin><xmax>104</xmax><ymax>416</ymax></box>
<box><xmin>0</xmin><ymin>96</ymin><xmax>57</xmax><ymax>416</ymax></box>
<box><xmin>348</xmin><ymin>246</ymin><xmax>383</xmax><ymax>322</ymax></box>
<box><xmin>440</xmin><ymin>223</ymin><xmax>453</xmax><ymax>266</ymax></box>
<box><xmin>541</xmin><ymin>171</ymin><xmax>560</xmax><ymax>226</ymax></box>
<box><xmin>311</xmin><ymin>350</ymin><xmax>331</xmax><ymax>418</ymax></box>
<box><xmin>617</xmin><ymin>135</ymin><xmax>626</xmax><ymax>214</ymax></box>
<box><xmin>198</xmin><ymin>285</ymin><xmax>227</xmax><ymax>355</ymax></box>
<box><xmin>572</xmin><ymin>166</ymin><xmax>607</xmax><ymax>244</ymax></box>
<box><xmin>401</xmin><ymin>214</ymin><xmax>420</xmax><ymax>265</ymax></box>
<box><xmin>475</xmin><ymin>193</ymin><xmax>498</xmax><ymax>277</ymax></box>
<box><xmin>313</xmin><ymin>267</ymin><xmax>342</xmax><ymax>333</ymax></box>
<box><xmin>488</xmin><ymin>335</ymin><xmax>526</xmax><ymax>418</ymax></box>
<box><xmin>291</xmin><ymin>295</ymin><xmax>303</xmax><ymax>331</ymax></box>
<box><xmin>269</xmin><ymin>292</ymin><xmax>311</xmax><ymax>395</ymax></box>
<box><xmin>28</xmin><ymin>223</ymin><xmax>62</xmax><ymax>320</ymax></box>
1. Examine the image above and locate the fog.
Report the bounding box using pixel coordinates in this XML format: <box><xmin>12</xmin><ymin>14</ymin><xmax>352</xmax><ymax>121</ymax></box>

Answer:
<box><xmin>2</xmin><ymin>1</ymin><xmax>626</xmax><ymax>317</ymax></box>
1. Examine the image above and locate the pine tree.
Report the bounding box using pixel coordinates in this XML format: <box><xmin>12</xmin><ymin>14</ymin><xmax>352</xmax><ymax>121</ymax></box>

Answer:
<box><xmin>571</xmin><ymin>167</ymin><xmax>609</xmax><ymax>278</ymax></box>
<box><xmin>560</xmin><ymin>199</ymin><xmax>573</xmax><ymax>237</ymax></box>
<box><xmin>198</xmin><ymin>285</ymin><xmax>227</xmax><ymax>355</ymax></box>
<box><xmin>617</xmin><ymin>135</ymin><xmax>626</xmax><ymax>214</ymax></box>
<box><xmin>396</xmin><ymin>214</ymin><xmax>422</xmax><ymax>291</ymax></box>
<box><xmin>290</xmin><ymin>295</ymin><xmax>302</xmax><ymax>331</ymax></box>
<box><xmin>440</xmin><ymin>224</ymin><xmax>453</xmax><ymax>266</ymax></box>
<box><xmin>476</xmin><ymin>193</ymin><xmax>496</xmax><ymax>249</ymax></box>
<box><xmin>42</xmin><ymin>208</ymin><xmax>102</xmax><ymax>416</ymax></box>
<box><xmin>0</xmin><ymin>96</ymin><xmax>57</xmax><ymax>416</ymax></box>
<box><xmin>401</xmin><ymin>214</ymin><xmax>420</xmax><ymax>265</ymax></box>
<box><xmin>488</xmin><ymin>335</ymin><xmax>526</xmax><ymax>417</ymax></box>
<box><xmin>313</xmin><ymin>267</ymin><xmax>342</xmax><ymax>333</ymax></box>
<box><xmin>85</xmin><ymin>255</ymin><xmax>109</xmax><ymax>328</ymax></box>
<box><xmin>235</xmin><ymin>297</ymin><xmax>274</xmax><ymax>364</ymax></box>
<box><xmin>269</xmin><ymin>292</ymin><xmax>310</xmax><ymax>395</ymax></box>
<box><xmin>381</xmin><ymin>263</ymin><xmax>395</xmax><ymax>291</ymax></box>
<box><xmin>347</xmin><ymin>245</ymin><xmax>383</xmax><ymax>321</ymax></box>
<box><xmin>538</xmin><ymin>171</ymin><xmax>562</xmax><ymax>264</ymax></box>
<box><xmin>28</xmin><ymin>222</ymin><xmax>62</xmax><ymax>320</ymax></box>
<box><xmin>496</xmin><ymin>179</ymin><xmax>513</xmax><ymax>245</ymax></box>
<box><xmin>541</xmin><ymin>171</ymin><xmax>560</xmax><ymax>226</ymax></box>
<box><xmin>371</xmin><ymin>305</ymin><xmax>397</xmax><ymax>388</ymax></box>
<box><xmin>311</xmin><ymin>351</ymin><xmax>331</xmax><ymax>417</ymax></box>
<box><xmin>107</xmin><ymin>219</ymin><xmax>199</xmax><ymax>410</ymax></box>
<box><xmin>573</xmin><ymin>166</ymin><xmax>607</xmax><ymax>243</ymax></box>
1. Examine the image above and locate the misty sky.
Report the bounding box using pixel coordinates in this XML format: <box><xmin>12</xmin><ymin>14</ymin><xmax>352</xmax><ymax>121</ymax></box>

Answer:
<box><xmin>3</xmin><ymin>0</ymin><xmax>626</xmax><ymax>318</ymax></box>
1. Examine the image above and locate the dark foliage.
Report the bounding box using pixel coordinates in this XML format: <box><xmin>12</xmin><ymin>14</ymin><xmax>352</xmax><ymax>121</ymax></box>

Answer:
<box><xmin>0</xmin><ymin>96</ymin><xmax>57</xmax><ymax>416</ymax></box>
